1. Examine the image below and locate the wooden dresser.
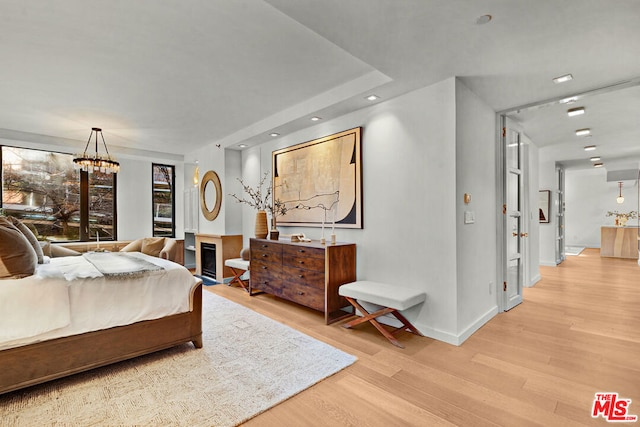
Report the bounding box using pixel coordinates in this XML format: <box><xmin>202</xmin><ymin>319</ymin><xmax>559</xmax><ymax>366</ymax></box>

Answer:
<box><xmin>249</xmin><ymin>238</ymin><xmax>356</xmax><ymax>324</ymax></box>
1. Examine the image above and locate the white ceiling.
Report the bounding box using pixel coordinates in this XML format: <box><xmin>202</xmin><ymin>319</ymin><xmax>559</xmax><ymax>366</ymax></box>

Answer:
<box><xmin>1</xmin><ymin>0</ymin><xmax>640</xmax><ymax>168</ymax></box>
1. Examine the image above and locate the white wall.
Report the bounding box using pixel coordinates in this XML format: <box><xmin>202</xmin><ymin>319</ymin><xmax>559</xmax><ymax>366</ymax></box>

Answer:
<box><xmin>565</xmin><ymin>168</ymin><xmax>639</xmax><ymax>247</ymax></box>
<box><xmin>116</xmin><ymin>158</ymin><xmax>185</xmax><ymax>240</ymax></box>
<box><xmin>538</xmin><ymin>155</ymin><xmax>558</xmax><ymax>266</ymax></box>
<box><xmin>454</xmin><ymin>79</ymin><xmax>498</xmax><ymax>341</ymax></box>
<box><xmin>186</xmin><ymin>145</ymin><xmax>227</xmax><ymax>235</ymax></box>
<box><xmin>234</xmin><ymin>78</ymin><xmax>459</xmax><ymax>342</ymax></box>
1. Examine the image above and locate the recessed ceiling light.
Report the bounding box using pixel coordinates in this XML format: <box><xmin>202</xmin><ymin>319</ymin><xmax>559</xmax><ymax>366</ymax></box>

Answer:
<box><xmin>269</xmin><ymin>133</ymin><xmax>280</xmax><ymax>137</ymax></box>
<box><xmin>366</xmin><ymin>94</ymin><xmax>379</xmax><ymax>101</ymax></box>
<box><xmin>553</xmin><ymin>74</ymin><xmax>573</xmax><ymax>84</ymax></box>
<box><xmin>593</xmin><ymin>163</ymin><xmax>604</xmax><ymax>168</ymax></box>
<box><xmin>567</xmin><ymin>107</ymin><xmax>585</xmax><ymax>117</ymax></box>
<box><xmin>475</xmin><ymin>14</ymin><xmax>492</xmax><ymax>25</ymax></box>
<box><xmin>575</xmin><ymin>128</ymin><xmax>591</xmax><ymax>136</ymax></box>
<box><xmin>560</xmin><ymin>96</ymin><xmax>578</xmax><ymax>104</ymax></box>
<box><xmin>238</xmin><ymin>144</ymin><xmax>248</xmax><ymax>148</ymax></box>
<box><xmin>584</xmin><ymin>145</ymin><xmax>597</xmax><ymax>151</ymax></box>
<box><xmin>590</xmin><ymin>156</ymin><xmax>601</xmax><ymax>162</ymax></box>
<box><xmin>310</xmin><ymin>116</ymin><xmax>321</xmax><ymax>121</ymax></box>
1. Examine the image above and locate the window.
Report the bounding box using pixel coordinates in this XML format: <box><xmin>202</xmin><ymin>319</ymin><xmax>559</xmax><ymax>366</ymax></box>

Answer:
<box><xmin>152</xmin><ymin>163</ymin><xmax>175</xmax><ymax>237</ymax></box>
<box><xmin>1</xmin><ymin>146</ymin><xmax>116</xmax><ymax>241</ymax></box>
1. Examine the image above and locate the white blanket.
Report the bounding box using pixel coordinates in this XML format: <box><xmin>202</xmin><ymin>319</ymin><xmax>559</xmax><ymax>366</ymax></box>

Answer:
<box><xmin>0</xmin><ymin>277</ymin><xmax>70</xmax><ymax>342</ymax></box>
<box><xmin>0</xmin><ymin>252</ymin><xmax>199</xmax><ymax>350</ymax></box>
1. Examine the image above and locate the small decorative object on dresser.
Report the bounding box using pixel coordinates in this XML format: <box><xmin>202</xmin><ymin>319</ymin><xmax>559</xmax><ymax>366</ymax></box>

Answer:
<box><xmin>249</xmin><ymin>238</ymin><xmax>356</xmax><ymax>324</ymax></box>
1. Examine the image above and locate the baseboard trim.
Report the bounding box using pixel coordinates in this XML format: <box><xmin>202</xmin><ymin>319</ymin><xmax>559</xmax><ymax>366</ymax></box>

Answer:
<box><xmin>539</xmin><ymin>261</ymin><xmax>557</xmax><ymax>267</ymax></box>
<box><xmin>413</xmin><ymin>305</ymin><xmax>499</xmax><ymax>346</ymax></box>
<box><xmin>454</xmin><ymin>305</ymin><xmax>499</xmax><ymax>345</ymax></box>
<box><xmin>527</xmin><ymin>274</ymin><xmax>542</xmax><ymax>287</ymax></box>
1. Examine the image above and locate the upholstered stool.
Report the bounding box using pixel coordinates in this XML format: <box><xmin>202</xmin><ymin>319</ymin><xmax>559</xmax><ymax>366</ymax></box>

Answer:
<box><xmin>339</xmin><ymin>281</ymin><xmax>425</xmax><ymax>348</ymax></box>
<box><xmin>224</xmin><ymin>258</ymin><xmax>254</xmax><ymax>294</ymax></box>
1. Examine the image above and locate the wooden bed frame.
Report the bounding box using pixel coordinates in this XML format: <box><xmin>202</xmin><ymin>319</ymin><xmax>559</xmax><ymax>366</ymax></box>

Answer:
<box><xmin>0</xmin><ymin>282</ymin><xmax>203</xmax><ymax>395</ymax></box>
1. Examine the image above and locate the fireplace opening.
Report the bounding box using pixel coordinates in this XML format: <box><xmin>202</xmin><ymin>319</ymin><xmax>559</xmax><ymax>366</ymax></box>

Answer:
<box><xmin>201</xmin><ymin>243</ymin><xmax>217</xmax><ymax>279</ymax></box>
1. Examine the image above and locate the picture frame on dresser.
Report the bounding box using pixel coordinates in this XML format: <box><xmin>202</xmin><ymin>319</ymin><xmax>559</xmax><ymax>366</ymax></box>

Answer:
<box><xmin>272</xmin><ymin>127</ymin><xmax>363</xmax><ymax>229</ymax></box>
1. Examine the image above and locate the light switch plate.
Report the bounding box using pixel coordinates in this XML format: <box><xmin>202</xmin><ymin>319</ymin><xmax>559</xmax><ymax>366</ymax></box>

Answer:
<box><xmin>464</xmin><ymin>211</ymin><xmax>475</xmax><ymax>224</ymax></box>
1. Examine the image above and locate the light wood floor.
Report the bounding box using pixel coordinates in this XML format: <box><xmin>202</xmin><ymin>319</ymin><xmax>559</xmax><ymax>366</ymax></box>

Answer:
<box><xmin>206</xmin><ymin>248</ymin><xmax>640</xmax><ymax>426</ymax></box>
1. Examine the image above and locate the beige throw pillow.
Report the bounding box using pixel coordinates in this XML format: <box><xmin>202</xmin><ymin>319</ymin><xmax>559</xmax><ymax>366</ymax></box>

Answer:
<box><xmin>8</xmin><ymin>216</ymin><xmax>45</xmax><ymax>264</ymax></box>
<box><xmin>141</xmin><ymin>237</ymin><xmax>165</xmax><ymax>257</ymax></box>
<box><xmin>0</xmin><ymin>217</ymin><xmax>38</xmax><ymax>279</ymax></box>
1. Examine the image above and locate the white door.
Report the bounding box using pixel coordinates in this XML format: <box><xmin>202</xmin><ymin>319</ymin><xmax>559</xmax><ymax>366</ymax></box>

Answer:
<box><xmin>502</xmin><ymin>120</ymin><xmax>524</xmax><ymax>310</ymax></box>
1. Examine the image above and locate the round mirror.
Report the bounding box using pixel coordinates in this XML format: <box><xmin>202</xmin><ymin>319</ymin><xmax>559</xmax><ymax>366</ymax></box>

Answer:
<box><xmin>200</xmin><ymin>170</ymin><xmax>222</xmax><ymax>221</ymax></box>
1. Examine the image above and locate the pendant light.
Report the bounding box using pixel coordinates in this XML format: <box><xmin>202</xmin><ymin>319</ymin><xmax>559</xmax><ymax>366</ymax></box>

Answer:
<box><xmin>73</xmin><ymin>127</ymin><xmax>120</xmax><ymax>174</ymax></box>
<box><xmin>616</xmin><ymin>181</ymin><xmax>624</xmax><ymax>204</ymax></box>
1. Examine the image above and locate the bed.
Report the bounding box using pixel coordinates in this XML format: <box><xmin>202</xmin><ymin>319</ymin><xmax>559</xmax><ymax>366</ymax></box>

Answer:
<box><xmin>0</xmin><ymin>251</ymin><xmax>203</xmax><ymax>395</ymax></box>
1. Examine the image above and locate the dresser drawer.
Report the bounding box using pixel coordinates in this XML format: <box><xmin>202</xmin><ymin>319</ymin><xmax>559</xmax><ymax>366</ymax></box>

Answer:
<box><xmin>280</xmin><ymin>282</ymin><xmax>324</xmax><ymax>312</ymax></box>
<box><xmin>251</xmin><ymin>249</ymin><xmax>282</xmax><ymax>264</ymax></box>
<box><xmin>251</xmin><ymin>260</ymin><xmax>281</xmax><ymax>280</ymax></box>
<box><xmin>283</xmin><ymin>244</ymin><xmax>324</xmax><ymax>260</ymax></box>
<box><xmin>283</xmin><ymin>265</ymin><xmax>325</xmax><ymax>290</ymax></box>
<box><xmin>251</xmin><ymin>240</ymin><xmax>282</xmax><ymax>254</ymax></box>
<box><xmin>283</xmin><ymin>254</ymin><xmax>325</xmax><ymax>271</ymax></box>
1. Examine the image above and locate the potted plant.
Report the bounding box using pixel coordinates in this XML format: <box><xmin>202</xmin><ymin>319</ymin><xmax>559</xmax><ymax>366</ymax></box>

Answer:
<box><xmin>230</xmin><ymin>171</ymin><xmax>289</xmax><ymax>240</ymax></box>
<box><xmin>606</xmin><ymin>210</ymin><xmax>638</xmax><ymax>227</ymax></box>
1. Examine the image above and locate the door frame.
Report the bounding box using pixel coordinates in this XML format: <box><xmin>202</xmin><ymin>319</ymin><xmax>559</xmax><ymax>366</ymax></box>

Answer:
<box><xmin>496</xmin><ymin>114</ymin><xmax>527</xmax><ymax>312</ymax></box>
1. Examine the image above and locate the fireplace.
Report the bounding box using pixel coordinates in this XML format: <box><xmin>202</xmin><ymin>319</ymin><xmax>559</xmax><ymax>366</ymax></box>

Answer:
<box><xmin>201</xmin><ymin>243</ymin><xmax>217</xmax><ymax>279</ymax></box>
<box><xmin>194</xmin><ymin>234</ymin><xmax>243</xmax><ymax>280</ymax></box>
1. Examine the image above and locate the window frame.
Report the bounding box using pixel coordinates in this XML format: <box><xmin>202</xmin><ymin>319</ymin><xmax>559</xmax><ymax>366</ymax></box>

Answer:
<box><xmin>1</xmin><ymin>145</ymin><xmax>118</xmax><ymax>242</ymax></box>
<box><xmin>151</xmin><ymin>163</ymin><xmax>176</xmax><ymax>238</ymax></box>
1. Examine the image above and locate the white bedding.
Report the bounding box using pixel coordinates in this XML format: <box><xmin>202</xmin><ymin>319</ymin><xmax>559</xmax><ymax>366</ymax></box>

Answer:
<box><xmin>0</xmin><ymin>252</ymin><xmax>199</xmax><ymax>351</ymax></box>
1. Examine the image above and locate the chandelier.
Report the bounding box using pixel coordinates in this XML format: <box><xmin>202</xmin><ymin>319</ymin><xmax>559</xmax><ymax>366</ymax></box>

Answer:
<box><xmin>73</xmin><ymin>127</ymin><xmax>120</xmax><ymax>174</ymax></box>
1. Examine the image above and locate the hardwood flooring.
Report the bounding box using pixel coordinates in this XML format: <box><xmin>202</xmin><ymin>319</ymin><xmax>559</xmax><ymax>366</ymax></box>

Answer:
<box><xmin>205</xmin><ymin>248</ymin><xmax>640</xmax><ymax>426</ymax></box>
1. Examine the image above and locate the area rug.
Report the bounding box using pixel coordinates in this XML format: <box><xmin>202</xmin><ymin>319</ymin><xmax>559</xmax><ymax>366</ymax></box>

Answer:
<box><xmin>565</xmin><ymin>246</ymin><xmax>585</xmax><ymax>256</ymax></box>
<box><xmin>0</xmin><ymin>291</ymin><xmax>356</xmax><ymax>426</ymax></box>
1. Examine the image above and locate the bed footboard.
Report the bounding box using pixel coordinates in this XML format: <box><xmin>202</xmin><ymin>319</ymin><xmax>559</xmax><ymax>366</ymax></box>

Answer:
<box><xmin>0</xmin><ymin>282</ymin><xmax>203</xmax><ymax>395</ymax></box>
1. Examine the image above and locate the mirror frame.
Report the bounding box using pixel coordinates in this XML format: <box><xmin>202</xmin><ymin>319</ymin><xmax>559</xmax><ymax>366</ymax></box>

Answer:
<box><xmin>200</xmin><ymin>170</ymin><xmax>222</xmax><ymax>221</ymax></box>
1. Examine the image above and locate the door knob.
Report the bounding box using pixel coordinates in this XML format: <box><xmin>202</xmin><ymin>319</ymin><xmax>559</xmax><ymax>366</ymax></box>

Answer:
<box><xmin>512</xmin><ymin>232</ymin><xmax>518</xmax><ymax>237</ymax></box>
<box><xmin>520</xmin><ymin>232</ymin><xmax>528</xmax><ymax>237</ymax></box>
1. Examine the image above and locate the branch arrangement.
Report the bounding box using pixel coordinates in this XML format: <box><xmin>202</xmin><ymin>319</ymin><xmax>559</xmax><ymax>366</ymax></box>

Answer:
<box><xmin>229</xmin><ymin>171</ymin><xmax>288</xmax><ymax>217</ymax></box>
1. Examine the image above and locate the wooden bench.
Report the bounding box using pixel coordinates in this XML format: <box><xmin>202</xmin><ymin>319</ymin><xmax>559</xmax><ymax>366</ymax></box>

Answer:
<box><xmin>339</xmin><ymin>281</ymin><xmax>426</xmax><ymax>348</ymax></box>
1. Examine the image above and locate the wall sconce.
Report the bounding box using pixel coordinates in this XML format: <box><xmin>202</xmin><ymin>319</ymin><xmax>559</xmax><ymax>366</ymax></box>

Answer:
<box><xmin>193</xmin><ymin>161</ymin><xmax>199</xmax><ymax>186</ymax></box>
<box><xmin>617</xmin><ymin>181</ymin><xmax>624</xmax><ymax>204</ymax></box>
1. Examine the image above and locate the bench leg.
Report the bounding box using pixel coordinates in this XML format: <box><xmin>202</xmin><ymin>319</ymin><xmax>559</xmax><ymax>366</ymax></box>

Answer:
<box><xmin>342</xmin><ymin>297</ymin><xmax>421</xmax><ymax>349</ymax></box>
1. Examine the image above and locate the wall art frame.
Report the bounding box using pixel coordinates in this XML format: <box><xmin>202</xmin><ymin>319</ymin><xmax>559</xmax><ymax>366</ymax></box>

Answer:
<box><xmin>272</xmin><ymin>127</ymin><xmax>362</xmax><ymax>228</ymax></box>
<box><xmin>539</xmin><ymin>190</ymin><xmax>550</xmax><ymax>223</ymax></box>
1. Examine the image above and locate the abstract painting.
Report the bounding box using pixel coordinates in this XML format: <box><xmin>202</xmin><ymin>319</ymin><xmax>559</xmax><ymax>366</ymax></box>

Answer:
<box><xmin>272</xmin><ymin>127</ymin><xmax>362</xmax><ymax>228</ymax></box>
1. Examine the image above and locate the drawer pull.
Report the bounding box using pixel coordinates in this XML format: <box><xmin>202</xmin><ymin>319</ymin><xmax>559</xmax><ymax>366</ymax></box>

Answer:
<box><xmin>261</xmin><ymin>266</ymin><xmax>267</xmax><ymax>269</ymax></box>
<box><xmin>262</xmin><ymin>254</ymin><xmax>268</xmax><ymax>257</ymax></box>
<box><xmin>298</xmin><ymin>249</ymin><xmax>305</xmax><ymax>253</ymax></box>
<box><xmin>298</xmin><ymin>275</ymin><xmax>304</xmax><ymax>278</ymax></box>
<box><xmin>297</xmin><ymin>291</ymin><xmax>304</xmax><ymax>295</ymax></box>
<box><xmin>261</xmin><ymin>244</ymin><xmax>268</xmax><ymax>248</ymax></box>
<box><xmin>299</xmin><ymin>261</ymin><xmax>304</xmax><ymax>264</ymax></box>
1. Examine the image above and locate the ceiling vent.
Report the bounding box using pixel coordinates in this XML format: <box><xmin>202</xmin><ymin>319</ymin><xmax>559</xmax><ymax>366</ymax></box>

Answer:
<box><xmin>606</xmin><ymin>169</ymin><xmax>639</xmax><ymax>182</ymax></box>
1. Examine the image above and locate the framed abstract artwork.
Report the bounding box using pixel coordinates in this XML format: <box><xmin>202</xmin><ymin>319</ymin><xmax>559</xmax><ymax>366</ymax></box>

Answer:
<box><xmin>539</xmin><ymin>190</ymin><xmax>550</xmax><ymax>223</ymax></box>
<box><xmin>272</xmin><ymin>127</ymin><xmax>362</xmax><ymax>228</ymax></box>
